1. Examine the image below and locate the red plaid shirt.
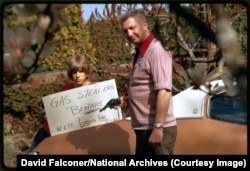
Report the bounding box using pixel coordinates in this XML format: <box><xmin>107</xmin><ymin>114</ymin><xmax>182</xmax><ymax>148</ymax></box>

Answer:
<box><xmin>128</xmin><ymin>36</ymin><xmax>176</xmax><ymax>129</ymax></box>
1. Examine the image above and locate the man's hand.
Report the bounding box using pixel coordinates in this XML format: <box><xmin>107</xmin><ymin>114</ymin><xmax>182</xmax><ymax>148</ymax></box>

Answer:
<box><xmin>119</xmin><ymin>96</ymin><xmax>128</xmax><ymax>107</ymax></box>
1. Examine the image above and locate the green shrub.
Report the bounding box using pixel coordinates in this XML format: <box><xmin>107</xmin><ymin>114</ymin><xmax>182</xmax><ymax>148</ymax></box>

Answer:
<box><xmin>3</xmin><ymin>82</ymin><xmax>64</xmax><ymax>118</ymax></box>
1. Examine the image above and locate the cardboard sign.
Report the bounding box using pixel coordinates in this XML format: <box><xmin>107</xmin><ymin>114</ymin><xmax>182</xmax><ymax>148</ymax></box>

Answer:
<box><xmin>42</xmin><ymin>79</ymin><xmax>122</xmax><ymax>136</ymax></box>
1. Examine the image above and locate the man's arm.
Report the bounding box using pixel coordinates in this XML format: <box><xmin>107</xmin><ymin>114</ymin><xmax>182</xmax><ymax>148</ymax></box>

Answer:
<box><xmin>154</xmin><ymin>89</ymin><xmax>171</xmax><ymax>124</ymax></box>
<box><xmin>149</xmin><ymin>89</ymin><xmax>171</xmax><ymax>147</ymax></box>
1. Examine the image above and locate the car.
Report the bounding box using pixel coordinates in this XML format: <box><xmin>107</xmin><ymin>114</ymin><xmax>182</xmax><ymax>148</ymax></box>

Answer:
<box><xmin>33</xmin><ymin>79</ymin><xmax>247</xmax><ymax>154</ymax></box>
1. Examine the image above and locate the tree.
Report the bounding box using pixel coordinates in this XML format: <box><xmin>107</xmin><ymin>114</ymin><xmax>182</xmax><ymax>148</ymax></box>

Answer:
<box><xmin>40</xmin><ymin>4</ymin><xmax>95</xmax><ymax>71</ymax></box>
<box><xmin>3</xmin><ymin>4</ymin><xmax>69</xmax><ymax>84</ymax></box>
<box><xmin>3</xmin><ymin>4</ymin><xmax>95</xmax><ymax>83</ymax></box>
<box><xmin>169</xmin><ymin>3</ymin><xmax>247</xmax><ymax>109</ymax></box>
<box><xmin>87</xmin><ymin>4</ymin><xmax>133</xmax><ymax>67</ymax></box>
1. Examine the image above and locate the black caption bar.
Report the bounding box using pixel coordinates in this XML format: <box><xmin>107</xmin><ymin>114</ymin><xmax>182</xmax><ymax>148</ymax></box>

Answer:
<box><xmin>17</xmin><ymin>155</ymin><xmax>248</xmax><ymax>170</ymax></box>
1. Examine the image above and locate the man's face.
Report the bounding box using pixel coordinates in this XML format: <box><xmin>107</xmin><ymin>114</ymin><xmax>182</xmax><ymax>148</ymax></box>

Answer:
<box><xmin>122</xmin><ymin>17</ymin><xmax>148</xmax><ymax>46</ymax></box>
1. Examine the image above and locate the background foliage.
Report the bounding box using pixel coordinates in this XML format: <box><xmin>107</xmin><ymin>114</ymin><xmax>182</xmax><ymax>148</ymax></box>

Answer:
<box><xmin>3</xmin><ymin>2</ymin><xmax>247</xmax><ymax>120</ymax></box>
<box><xmin>40</xmin><ymin>4</ymin><xmax>96</xmax><ymax>71</ymax></box>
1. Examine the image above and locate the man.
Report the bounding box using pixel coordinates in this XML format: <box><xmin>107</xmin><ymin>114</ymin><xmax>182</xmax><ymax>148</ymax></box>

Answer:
<box><xmin>119</xmin><ymin>9</ymin><xmax>177</xmax><ymax>155</ymax></box>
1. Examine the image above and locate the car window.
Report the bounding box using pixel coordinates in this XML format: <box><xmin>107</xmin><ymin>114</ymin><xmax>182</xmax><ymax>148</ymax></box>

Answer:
<box><xmin>208</xmin><ymin>92</ymin><xmax>247</xmax><ymax>125</ymax></box>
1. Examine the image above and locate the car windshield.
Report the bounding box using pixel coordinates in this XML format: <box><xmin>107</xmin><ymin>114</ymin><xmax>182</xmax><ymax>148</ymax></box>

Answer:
<box><xmin>209</xmin><ymin>92</ymin><xmax>247</xmax><ymax>125</ymax></box>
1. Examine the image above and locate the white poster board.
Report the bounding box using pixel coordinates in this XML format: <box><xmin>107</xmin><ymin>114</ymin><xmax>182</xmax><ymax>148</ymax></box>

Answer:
<box><xmin>42</xmin><ymin>79</ymin><xmax>122</xmax><ymax>136</ymax></box>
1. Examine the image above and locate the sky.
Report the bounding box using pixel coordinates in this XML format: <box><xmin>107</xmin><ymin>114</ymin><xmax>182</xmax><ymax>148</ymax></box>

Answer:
<box><xmin>81</xmin><ymin>3</ymin><xmax>187</xmax><ymax>21</ymax></box>
<box><xmin>81</xmin><ymin>4</ymin><xmax>105</xmax><ymax>21</ymax></box>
